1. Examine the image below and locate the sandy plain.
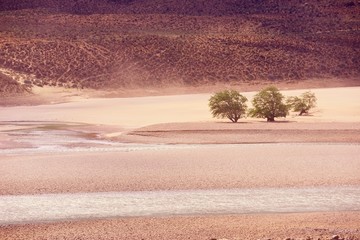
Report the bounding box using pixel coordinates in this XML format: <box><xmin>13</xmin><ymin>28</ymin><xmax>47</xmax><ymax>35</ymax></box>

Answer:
<box><xmin>1</xmin><ymin>86</ymin><xmax>360</xmax><ymax>239</ymax></box>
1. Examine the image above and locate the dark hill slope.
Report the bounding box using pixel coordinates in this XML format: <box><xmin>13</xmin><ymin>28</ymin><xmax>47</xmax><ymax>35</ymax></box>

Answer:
<box><xmin>0</xmin><ymin>72</ymin><xmax>30</xmax><ymax>96</ymax></box>
<box><xmin>0</xmin><ymin>0</ymin><xmax>359</xmax><ymax>93</ymax></box>
<box><xmin>1</xmin><ymin>0</ymin><xmax>358</xmax><ymax>15</ymax></box>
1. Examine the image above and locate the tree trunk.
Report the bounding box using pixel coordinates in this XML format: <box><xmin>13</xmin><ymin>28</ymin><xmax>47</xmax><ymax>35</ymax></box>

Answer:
<box><xmin>229</xmin><ymin>115</ymin><xmax>239</xmax><ymax>123</ymax></box>
<box><xmin>267</xmin><ymin>117</ymin><xmax>275</xmax><ymax>122</ymax></box>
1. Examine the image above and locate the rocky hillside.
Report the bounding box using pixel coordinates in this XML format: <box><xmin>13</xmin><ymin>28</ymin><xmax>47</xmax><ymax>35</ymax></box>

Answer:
<box><xmin>0</xmin><ymin>0</ymin><xmax>359</xmax><ymax>94</ymax></box>
<box><xmin>0</xmin><ymin>72</ymin><xmax>30</xmax><ymax>96</ymax></box>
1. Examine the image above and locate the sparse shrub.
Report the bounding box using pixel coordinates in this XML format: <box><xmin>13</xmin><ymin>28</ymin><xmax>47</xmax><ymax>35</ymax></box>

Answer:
<box><xmin>248</xmin><ymin>86</ymin><xmax>289</xmax><ymax>122</ymax></box>
<box><xmin>209</xmin><ymin>89</ymin><xmax>248</xmax><ymax>123</ymax></box>
<box><xmin>287</xmin><ymin>91</ymin><xmax>317</xmax><ymax>115</ymax></box>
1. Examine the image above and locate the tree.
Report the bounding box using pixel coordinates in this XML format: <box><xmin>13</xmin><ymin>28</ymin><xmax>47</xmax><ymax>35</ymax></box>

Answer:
<box><xmin>248</xmin><ymin>86</ymin><xmax>289</xmax><ymax>122</ymax></box>
<box><xmin>287</xmin><ymin>91</ymin><xmax>317</xmax><ymax>115</ymax></box>
<box><xmin>209</xmin><ymin>89</ymin><xmax>248</xmax><ymax>123</ymax></box>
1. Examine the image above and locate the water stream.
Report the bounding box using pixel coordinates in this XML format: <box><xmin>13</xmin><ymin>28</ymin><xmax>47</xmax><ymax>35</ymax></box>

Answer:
<box><xmin>0</xmin><ymin>125</ymin><xmax>197</xmax><ymax>154</ymax></box>
<box><xmin>1</xmin><ymin>186</ymin><xmax>359</xmax><ymax>225</ymax></box>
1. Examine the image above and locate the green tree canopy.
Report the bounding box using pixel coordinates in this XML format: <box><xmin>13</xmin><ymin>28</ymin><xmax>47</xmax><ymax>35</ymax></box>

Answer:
<box><xmin>209</xmin><ymin>89</ymin><xmax>248</xmax><ymax>123</ymax></box>
<box><xmin>286</xmin><ymin>91</ymin><xmax>317</xmax><ymax>115</ymax></box>
<box><xmin>248</xmin><ymin>86</ymin><xmax>289</xmax><ymax>122</ymax></box>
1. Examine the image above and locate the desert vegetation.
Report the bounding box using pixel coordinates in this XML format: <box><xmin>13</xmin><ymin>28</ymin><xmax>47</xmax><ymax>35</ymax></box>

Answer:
<box><xmin>287</xmin><ymin>91</ymin><xmax>317</xmax><ymax>116</ymax></box>
<box><xmin>210</xmin><ymin>87</ymin><xmax>317</xmax><ymax>122</ymax></box>
<box><xmin>209</xmin><ymin>89</ymin><xmax>248</xmax><ymax>123</ymax></box>
<box><xmin>0</xmin><ymin>0</ymin><xmax>359</xmax><ymax>94</ymax></box>
<box><xmin>248</xmin><ymin>86</ymin><xmax>289</xmax><ymax>122</ymax></box>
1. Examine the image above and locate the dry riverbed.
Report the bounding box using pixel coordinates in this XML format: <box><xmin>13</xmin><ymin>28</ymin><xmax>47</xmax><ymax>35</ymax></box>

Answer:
<box><xmin>1</xmin><ymin>87</ymin><xmax>360</xmax><ymax>239</ymax></box>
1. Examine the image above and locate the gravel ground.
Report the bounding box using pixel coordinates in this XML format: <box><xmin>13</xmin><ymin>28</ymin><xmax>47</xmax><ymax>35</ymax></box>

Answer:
<box><xmin>1</xmin><ymin>212</ymin><xmax>360</xmax><ymax>240</ymax></box>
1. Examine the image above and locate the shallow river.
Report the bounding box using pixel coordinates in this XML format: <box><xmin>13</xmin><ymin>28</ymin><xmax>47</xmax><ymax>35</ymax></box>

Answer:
<box><xmin>1</xmin><ymin>186</ymin><xmax>360</xmax><ymax>225</ymax></box>
<box><xmin>0</xmin><ymin>123</ymin><xmax>198</xmax><ymax>154</ymax></box>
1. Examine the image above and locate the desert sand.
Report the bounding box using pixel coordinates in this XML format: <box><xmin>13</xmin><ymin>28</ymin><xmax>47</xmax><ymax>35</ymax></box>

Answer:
<box><xmin>0</xmin><ymin>86</ymin><xmax>360</xmax><ymax>127</ymax></box>
<box><xmin>1</xmin><ymin>212</ymin><xmax>360</xmax><ymax>240</ymax></box>
<box><xmin>1</xmin><ymin>86</ymin><xmax>360</xmax><ymax>239</ymax></box>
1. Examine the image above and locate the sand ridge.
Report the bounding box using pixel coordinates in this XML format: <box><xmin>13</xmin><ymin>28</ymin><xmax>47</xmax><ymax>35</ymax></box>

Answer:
<box><xmin>119</xmin><ymin>122</ymin><xmax>360</xmax><ymax>144</ymax></box>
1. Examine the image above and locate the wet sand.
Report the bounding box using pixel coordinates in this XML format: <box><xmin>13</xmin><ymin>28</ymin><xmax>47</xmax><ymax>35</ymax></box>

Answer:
<box><xmin>1</xmin><ymin>144</ymin><xmax>360</xmax><ymax>195</ymax></box>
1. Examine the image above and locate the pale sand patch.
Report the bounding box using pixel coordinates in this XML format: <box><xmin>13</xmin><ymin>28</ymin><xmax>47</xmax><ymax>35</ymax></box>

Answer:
<box><xmin>0</xmin><ymin>87</ymin><xmax>359</xmax><ymax>128</ymax></box>
<box><xmin>1</xmin><ymin>212</ymin><xmax>359</xmax><ymax>240</ymax></box>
